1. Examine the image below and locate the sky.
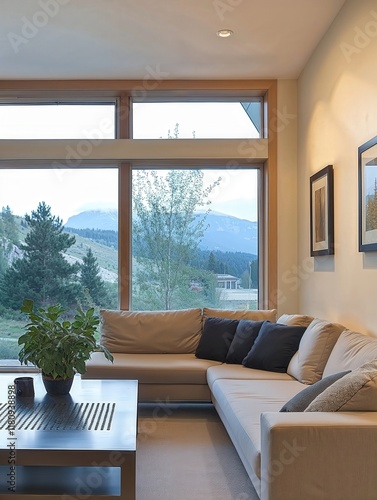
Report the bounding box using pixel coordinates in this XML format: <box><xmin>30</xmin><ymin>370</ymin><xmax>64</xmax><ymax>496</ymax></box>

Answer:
<box><xmin>132</xmin><ymin>102</ymin><xmax>259</xmax><ymax>139</ymax></box>
<box><xmin>0</xmin><ymin>103</ymin><xmax>259</xmax><ymax>223</ymax></box>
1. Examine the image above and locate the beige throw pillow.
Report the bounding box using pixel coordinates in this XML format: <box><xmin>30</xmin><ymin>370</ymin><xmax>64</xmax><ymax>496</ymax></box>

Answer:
<box><xmin>100</xmin><ymin>308</ymin><xmax>203</xmax><ymax>354</ymax></box>
<box><xmin>305</xmin><ymin>360</ymin><xmax>377</xmax><ymax>412</ymax></box>
<box><xmin>287</xmin><ymin>318</ymin><xmax>345</xmax><ymax>384</ymax></box>
<box><xmin>323</xmin><ymin>329</ymin><xmax>377</xmax><ymax>377</ymax></box>
<box><xmin>277</xmin><ymin>314</ymin><xmax>314</xmax><ymax>327</ymax></box>
<box><xmin>203</xmin><ymin>307</ymin><xmax>277</xmax><ymax>322</ymax></box>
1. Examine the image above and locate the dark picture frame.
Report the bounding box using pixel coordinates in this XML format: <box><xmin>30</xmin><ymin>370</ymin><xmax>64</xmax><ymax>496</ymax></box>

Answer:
<box><xmin>310</xmin><ymin>165</ymin><xmax>334</xmax><ymax>256</ymax></box>
<box><xmin>358</xmin><ymin>135</ymin><xmax>377</xmax><ymax>252</ymax></box>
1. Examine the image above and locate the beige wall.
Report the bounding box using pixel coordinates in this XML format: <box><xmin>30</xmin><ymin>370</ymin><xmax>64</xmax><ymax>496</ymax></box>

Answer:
<box><xmin>297</xmin><ymin>0</ymin><xmax>377</xmax><ymax>335</ymax></box>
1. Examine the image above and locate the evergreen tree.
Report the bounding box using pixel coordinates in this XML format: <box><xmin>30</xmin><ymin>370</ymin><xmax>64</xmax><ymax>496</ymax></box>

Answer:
<box><xmin>80</xmin><ymin>247</ymin><xmax>107</xmax><ymax>306</ymax></box>
<box><xmin>0</xmin><ymin>246</ymin><xmax>7</xmax><ymax>278</ymax></box>
<box><xmin>1</xmin><ymin>202</ymin><xmax>80</xmax><ymax>310</ymax></box>
<box><xmin>0</xmin><ymin>218</ymin><xmax>5</xmax><ymax>277</ymax></box>
<box><xmin>0</xmin><ymin>214</ymin><xmax>4</xmax><ymax>241</ymax></box>
<box><xmin>0</xmin><ymin>206</ymin><xmax>18</xmax><ymax>288</ymax></box>
<box><xmin>207</xmin><ymin>251</ymin><xmax>217</xmax><ymax>273</ymax></box>
<box><xmin>250</xmin><ymin>259</ymin><xmax>258</xmax><ymax>287</ymax></box>
<box><xmin>1</xmin><ymin>206</ymin><xmax>19</xmax><ymax>245</ymax></box>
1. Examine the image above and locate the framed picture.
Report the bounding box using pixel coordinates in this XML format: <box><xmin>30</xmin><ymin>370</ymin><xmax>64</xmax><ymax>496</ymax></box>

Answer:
<box><xmin>310</xmin><ymin>165</ymin><xmax>334</xmax><ymax>256</ymax></box>
<box><xmin>359</xmin><ymin>135</ymin><xmax>377</xmax><ymax>252</ymax></box>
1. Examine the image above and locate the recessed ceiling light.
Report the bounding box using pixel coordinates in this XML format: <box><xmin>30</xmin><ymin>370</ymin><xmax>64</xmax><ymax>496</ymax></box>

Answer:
<box><xmin>217</xmin><ymin>29</ymin><xmax>234</xmax><ymax>38</ymax></box>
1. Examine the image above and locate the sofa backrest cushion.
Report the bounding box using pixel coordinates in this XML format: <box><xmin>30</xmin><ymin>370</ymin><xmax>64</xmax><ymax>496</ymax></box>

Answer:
<box><xmin>100</xmin><ymin>308</ymin><xmax>203</xmax><ymax>354</ymax></box>
<box><xmin>277</xmin><ymin>314</ymin><xmax>314</xmax><ymax>327</ymax></box>
<box><xmin>323</xmin><ymin>329</ymin><xmax>377</xmax><ymax>377</ymax></box>
<box><xmin>203</xmin><ymin>307</ymin><xmax>277</xmax><ymax>322</ymax></box>
<box><xmin>287</xmin><ymin>318</ymin><xmax>345</xmax><ymax>384</ymax></box>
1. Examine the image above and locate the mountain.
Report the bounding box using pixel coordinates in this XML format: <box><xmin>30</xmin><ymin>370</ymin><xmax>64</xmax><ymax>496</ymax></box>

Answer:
<box><xmin>65</xmin><ymin>210</ymin><xmax>258</xmax><ymax>255</ymax></box>
<box><xmin>196</xmin><ymin>212</ymin><xmax>257</xmax><ymax>254</ymax></box>
<box><xmin>65</xmin><ymin>210</ymin><xmax>118</xmax><ymax>231</ymax></box>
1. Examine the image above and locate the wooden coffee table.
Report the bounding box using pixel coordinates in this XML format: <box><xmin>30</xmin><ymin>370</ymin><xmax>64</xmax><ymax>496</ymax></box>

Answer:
<box><xmin>0</xmin><ymin>375</ymin><xmax>138</xmax><ymax>499</ymax></box>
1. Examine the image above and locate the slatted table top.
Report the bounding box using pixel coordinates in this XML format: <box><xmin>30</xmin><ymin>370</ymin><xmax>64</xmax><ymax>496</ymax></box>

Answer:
<box><xmin>0</xmin><ymin>375</ymin><xmax>138</xmax><ymax>451</ymax></box>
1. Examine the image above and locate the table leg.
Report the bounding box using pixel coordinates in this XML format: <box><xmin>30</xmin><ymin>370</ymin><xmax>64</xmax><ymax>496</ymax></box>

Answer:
<box><xmin>120</xmin><ymin>452</ymin><xmax>136</xmax><ymax>500</ymax></box>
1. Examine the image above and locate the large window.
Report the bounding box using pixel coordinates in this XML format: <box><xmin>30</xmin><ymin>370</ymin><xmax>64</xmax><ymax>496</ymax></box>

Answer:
<box><xmin>0</xmin><ymin>89</ymin><xmax>275</xmax><ymax>365</ymax></box>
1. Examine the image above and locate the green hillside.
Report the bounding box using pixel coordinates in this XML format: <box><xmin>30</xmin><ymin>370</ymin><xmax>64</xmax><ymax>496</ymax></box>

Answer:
<box><xmin>12</xmin><ymin>216</ymin><xmax>118</xmax><ymax>279</ymax></box>
<box><xmin>11</xmin><ymin>215</ymin><xmax>256</xmax><ymax>283</ymax></box>
<box><xmin>64</xmin><ymin>232</ymin><xmax>118</xmax><ymax>276</ymax></box>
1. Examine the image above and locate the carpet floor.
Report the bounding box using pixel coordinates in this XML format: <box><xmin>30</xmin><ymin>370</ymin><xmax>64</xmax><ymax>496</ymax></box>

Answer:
<box><xmin>136</xmin><ymin>403</ymin><xmax>259</xmax><ymax>500</ymax></box>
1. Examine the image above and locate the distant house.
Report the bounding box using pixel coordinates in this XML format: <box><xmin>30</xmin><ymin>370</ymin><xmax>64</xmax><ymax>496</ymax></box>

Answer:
<box><xmin>216</xmin><ymin>274</ymin><xmax>239</xmax><ymax>290</ymax></box>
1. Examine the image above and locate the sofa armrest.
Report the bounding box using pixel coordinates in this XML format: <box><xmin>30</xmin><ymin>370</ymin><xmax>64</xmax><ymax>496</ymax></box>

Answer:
<box><xmin>260</xmin><ymin>411</ymin><xmax>377</xmax><ymax>500</ymax></box>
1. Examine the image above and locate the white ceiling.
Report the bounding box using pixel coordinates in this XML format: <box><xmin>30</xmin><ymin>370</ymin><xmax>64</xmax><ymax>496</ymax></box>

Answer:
<box><xmin>0</xmin><ymin>0</ymin><xmax>346</xmax><ymax>80</ymax></box>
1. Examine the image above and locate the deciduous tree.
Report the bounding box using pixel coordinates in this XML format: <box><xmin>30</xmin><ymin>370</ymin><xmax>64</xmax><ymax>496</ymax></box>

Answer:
<box><xmin>132</xmin><ymin>170</ymin><xmax>220</xmax><ymax>310</ymax></box>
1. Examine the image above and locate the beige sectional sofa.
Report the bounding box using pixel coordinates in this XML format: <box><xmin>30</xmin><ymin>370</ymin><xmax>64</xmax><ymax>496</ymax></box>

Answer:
<box><xmin>84</xmin><ymin>307</ymin><xmax>276</xmax><ymax>401</ymax></box>
<box><xmin>84</xmin><ymin>308</ymin><xmax>377</xmax><ymax>500</ymax></box>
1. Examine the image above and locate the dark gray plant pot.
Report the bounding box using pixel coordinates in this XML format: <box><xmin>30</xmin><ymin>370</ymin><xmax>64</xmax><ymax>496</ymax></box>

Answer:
<box><xmin>42</xmin><ymin>374</ymin><xmax>74</xmax><ymax>396</ymax></box>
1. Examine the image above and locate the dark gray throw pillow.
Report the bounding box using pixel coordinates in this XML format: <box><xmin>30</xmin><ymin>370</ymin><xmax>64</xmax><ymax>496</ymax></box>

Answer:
<box><xmin>242</xmin><ymin>321</ymin><xmax>306</xmax><ymax>373</ymax></box>
<box><xmin>195</xmin><ymin>317</ymin><xmax>239</xmax><ymax>362</ymax></box>
<box><xmin>226</xmin><ymin>320</ymin><xmax>265</xmax><ymax>364</ymax></box>
<box><xmin>280</xmin><ymin>370</ymin><xmax>351</xmax><ymax>412</ymax></box>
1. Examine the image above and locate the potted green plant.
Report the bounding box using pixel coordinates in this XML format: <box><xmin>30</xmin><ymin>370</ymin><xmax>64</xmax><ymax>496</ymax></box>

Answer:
<box><xmin>18</xmin><ymin>298</ymin><xmax>113</xmax><ymax>395</ymax></box>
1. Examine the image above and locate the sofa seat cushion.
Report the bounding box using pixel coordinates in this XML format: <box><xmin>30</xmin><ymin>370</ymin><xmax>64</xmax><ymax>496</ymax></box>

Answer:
<box><xmin>207</xmin><ymin>364</ymin><xmax>294</xmax><ymax>391</ymax></box>
<box><xmin>323</xmin><ymin>329</ymin><xmax>377</xmax><ymax>377</ymax></box>
<box><xmin>100</xmin><ymin>308</ymin><xmax>203</xmax><ymax>354</ymax></box>
<box><xmin>211</xmin><ymin>379</ymin><xmax>306</xmax><ymax>480</ymax></box>
<box><xmin>84</xmin><ymin>352</ymin><xmax>221</xmax><ymax>384</ymax></box>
